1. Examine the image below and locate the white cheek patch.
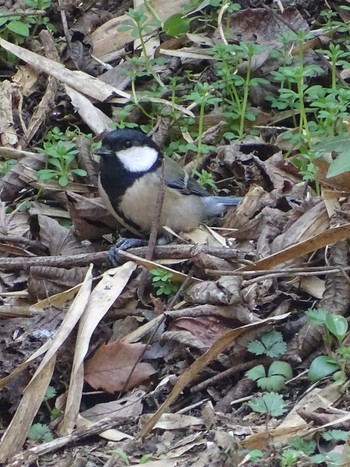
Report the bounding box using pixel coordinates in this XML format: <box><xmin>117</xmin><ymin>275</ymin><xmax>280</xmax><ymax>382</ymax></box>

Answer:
<box><xmin>117</xmin><ymin>146</ymin><xmax>158</xmax><ymax>172</ymax></box>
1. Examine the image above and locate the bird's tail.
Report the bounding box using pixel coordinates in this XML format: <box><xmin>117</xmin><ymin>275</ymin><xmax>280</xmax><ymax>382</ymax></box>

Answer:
<box><xmin>203</xmin><ymin>196</ymin><xmax>241</xmax><ymax>216</ymax></box>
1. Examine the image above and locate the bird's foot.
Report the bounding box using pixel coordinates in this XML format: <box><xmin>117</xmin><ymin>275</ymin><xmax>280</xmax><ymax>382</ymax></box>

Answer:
<box><xmin>109</xmin><ymin>238</ymin><xmax>148</xmax><ymax>266</ymax></box>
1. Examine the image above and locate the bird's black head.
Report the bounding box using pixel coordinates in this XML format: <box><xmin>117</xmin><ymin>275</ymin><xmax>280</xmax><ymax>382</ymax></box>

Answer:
<box><xmin>96</xmin><ymin>129</ymin><xmax>162</xmax><ymax>173</ymax></box>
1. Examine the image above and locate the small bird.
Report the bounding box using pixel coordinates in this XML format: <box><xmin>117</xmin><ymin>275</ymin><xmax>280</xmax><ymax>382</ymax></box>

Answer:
<box><xmin>96</xmin><ymin>129</ymin><xmax>241</xmax><ymax>239</ymax></box>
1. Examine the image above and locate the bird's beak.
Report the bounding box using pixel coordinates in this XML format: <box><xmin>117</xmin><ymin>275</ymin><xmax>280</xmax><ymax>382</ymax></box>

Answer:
<box><xmin>95</xmin><ymin>146</ymin><xmax>113</xmax><ymax>157</ymax></box>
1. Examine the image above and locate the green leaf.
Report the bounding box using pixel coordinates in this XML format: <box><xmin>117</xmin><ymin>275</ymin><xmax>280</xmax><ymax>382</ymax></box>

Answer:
<box><xmin>327</xmin><ymin>151</ymin><xmax>350</xmax><ymax>177</ymax></box>
<box><xmin>36</xmin><ymin>169</ymin><xmax>58</xmax><ymax>181</ymax></box>
<box><xmin>59</xmin><ymin>174</ymin><xmax>69</xmax><ymax>186</ymax></box>
<box><xmin>323</xmin><ymin>430</ymin><xmax>350</xmax><ymax>442</ymax></box>
<box><xmin>246</xmin><ymin>365</ymin><xmax>266</xmax><ymax>381</ymax></box>
<box><xmin>308</xmin><ymin>355</ymin><xmax>340</xmax><ymax>382</ymax></box>
<box><xmin>44</xmin><ymin>385</ymin><xmax>57</xmax><ymax>401</ymax></box>
<box><xmin>248</xmin><ymin>331</ymin><xmax>286</xmax><ymax>358</ymax></box>
<box><xmin>289</xmin><ymin>438</ymin><xmax>316</xmax><ymax>455</ymax></box>
<box><xmin>325</xmin><ymin>314</ymin><xmax>348</xmax><ymax>339</ymax></box>
<box><xmin>7</xmin><ymin>20</ymin><xmax>30</xmax><ymax>36</ymax></box>
<box><xmin>248</xmin><ymin>362</ymin><xmax>292</xmax><ymax>391</ymax></box>
<box><xmin>248</xmin><ymin>392</ymin><xmax>286</xmax><ymax>417</ymax></box>
<box><xmin>257</xmin><ymin>375</ymin><xmax>286</xmax><ymax>392</ymax></box>
<box><xmin>314</xmin><ymin>134</ymin><xmax>350</xmax><ymax>154</ymax></box>
<box><xmin>163</xmin><ymin>14</ymin><xmax>190</xmax><ymax>37</ymax></box>
<box><xmin>71</xmin><ymin>168</ymin><xmax>87</xmax><ymax>177</ymax></box>
<box><xmin>305</xmin><ymin>308</ymin><xmax>328</xmax><ymax>326</ymax></box>
<box><xmin>268</xmin><ymin>361</ymin><xmax>293</xmax><ymax>379</ymax></box>
<box><xmin>28</xmin><ymin>423</ymin><xmax>54</xmax><ymax>442</ymax></box>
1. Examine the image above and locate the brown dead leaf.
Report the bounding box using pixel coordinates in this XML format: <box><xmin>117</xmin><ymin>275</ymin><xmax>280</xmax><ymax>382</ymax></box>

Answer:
<box><xmin>140</xmin><ymin>313</ymin><xmax>289</xmax><ymax>437</ymax></box>
<box><xmin>81</xmin><ymin>390</ymin><xmax>144</xmax><ymax>421</ymax></box>
<box><xmin>0</xmin><ymin>203</ymin><xmax>30</xmax><ymax>237</ymax></box>
<box><xmin>66</xmin><ymin>192</ymin><xmax>121</xmax><ymax>240</ymax></box>
<box><xmin>84</xmin><ymin>341</ymin><xmax>156</xmax><ymax>393</ymax></box>
<box><xmin>185</xmin><ymin>276</ymin><xmax>242</xmax><ymax>305</ymax></box>
<box><xmin>0</xmin><ymin>152</ymin><xmax>45</xmax><ymax>203</ymax></box>
<box><xmin>244</xmin><ymin>223</ymin><xmax>350</xmax><ymax>271</ymax></box>
<box><xmin>315</xmin><ymin>158</ymin><xmax>350</xmax><ymax>192</ymax></box>
<box><xmin>170</xmin><ymin>316</ymin><xmax>231</xmax><ymax>347</ymax></box>
<box><xmin>28</xmin><ymin>265</ymin><xmax>88</xmax><ymax>300</ymax></box>
<box><xmin>91</xmin><ymin>0</ymin><xmax>189</xmax><ymax>62</ymax></box>
<box><xmin>33</xmin><ymin>215</ymin><xmax>86</xmax><ymax>256</ymax></box>
<box><xmin>271</xmin><ymin>201</ymin><xmax>329</xmax><ymax>253</ymax></box>
<box><xmin>0</xmin><ymin>80</ymin><xmax>18</xmax><ymax>148</ymax></box>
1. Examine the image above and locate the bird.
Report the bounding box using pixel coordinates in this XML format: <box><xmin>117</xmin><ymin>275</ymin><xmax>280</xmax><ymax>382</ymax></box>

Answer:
<box><xmin>96</xmin><ymin>128</ymin><xmax>241</xmax><ymax>241</ymax></box>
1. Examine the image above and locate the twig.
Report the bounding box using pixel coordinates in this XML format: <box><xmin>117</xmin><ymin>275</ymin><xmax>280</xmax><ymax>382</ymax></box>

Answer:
<box><xmin>137</xmin><ymin>160</ymin><xmax>165</xmax><ymax>298</ymax></box>
<box><xmin>0</xmin><ymin>234</ymin><xmax>45</xmax><ymax>250</ymax></box>
<box><xmin>6</xmin><ymin>415</ymin><xmax>132</xmax><ymax>467</ymax></box>
<box><xmin>0</xmin><ymin>10</ymin><xmax>46</xmax><ymax>18</ymax></box>
<box><xmin>0</xmin><ymin>245</ymin><xmax>248</xmax><ymax>271</ymax></box>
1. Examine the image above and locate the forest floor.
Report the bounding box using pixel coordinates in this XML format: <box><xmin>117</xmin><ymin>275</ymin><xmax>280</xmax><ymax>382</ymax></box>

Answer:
<box><xmin>1</xmin><ymin>0</ymin><xmax>350</xmax><ymax>466</ymax></box>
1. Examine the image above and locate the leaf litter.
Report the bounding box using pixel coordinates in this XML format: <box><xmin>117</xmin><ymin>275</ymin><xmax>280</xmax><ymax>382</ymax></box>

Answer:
<box><xmin>1</xmin><ymin>0</ymin><xmax>350</xmax><ymax>465</ymax></box>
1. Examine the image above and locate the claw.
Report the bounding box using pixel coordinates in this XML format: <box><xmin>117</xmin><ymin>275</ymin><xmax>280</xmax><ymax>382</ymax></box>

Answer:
<box><xmin>109</xmin><ymin>238</ymin><xmax>148</xmax><ymax>266</ymax></box>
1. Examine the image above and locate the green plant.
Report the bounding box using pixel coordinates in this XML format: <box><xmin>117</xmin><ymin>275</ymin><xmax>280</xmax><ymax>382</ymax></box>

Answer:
<box><xmin>119</xmin><ymin>6</ymin><xmax>163</xmax><ymax>88</ymax></box>
<box><xmin>306</xmin><ymin>309</ymin><xmax>349</xmax><ymax>385</ymax></box>
<box><xmin>163</xmin><ymin>13</ymin><xmax>190</xmax><ymax>37</ymax></box>
<box><xmin>0</xmin><ymin>0</ymin><xmax>55</xmax><ymax>52</ymax></box>
<box><xmin>309</xmin><ymin>430</ymin><xmax>350</xmax><ymax>464</ymax></box>
<box><xmin>246</xmin><ymin>331</ymin><xmax>292</xmax><ymax>391</ymax></box>
<box><xmin>44</xmin><ymin>385</ymin><xmax>61</xmax><ymax>421</ymax></box>
<box><xmin>36</xmin><ymin>127</ymin><xmax>87</xmax><ymax>187</ymax></box>
<box><xmin>150</xmin><ymin>268</ymin><xmax>181</xmax><ymax>296</ymax></box>
<box><xmin>192</xmin><ymin>169</ymin><xmax>217</xmax><ymax>190</ymax></box>
<box><xmin>210</xmin><ymin>42</ymin><xmax>269</xmax><ymax>137</ymax></box>
<box><xmin>109</xmin><ymin>449</ymin><xmax>152</xmax><ymax>465</ymax></box>
<box><xmin>248</xmin><ymin>392</ymin><xmax>287</xmax><ymax>417</ymax></box>
<box><xmin>267</xmin><ymin>25</ymin><xmax>350</xmax><ymax>182</ymax></box>
<box><xmin>248</xmin><ymin>331</ymin><xmax>287</xmax><ymax>357</ymax></box>
<box><xmin>246</xmin><ymin>361</ymin><xmax>293</xmax><ymax>392</ymax></box>
<box><xmin>28</xmin><ymin>423</ymin><xmax>54</xmax><ymax>442</ymax></box>
<box><xmin>280</xmin><ymin>449</ymin><xmax>301</xmax><ymax>467</ymax></box>
<box><xmin>0</xmin><ymin>159</ymin><xmax>17</xmax><ymax>177</ymax></box>
<box><xmin>187</xmin><ymin>82</ymin><xmax>219</xmax><ymax>166</ymax></box>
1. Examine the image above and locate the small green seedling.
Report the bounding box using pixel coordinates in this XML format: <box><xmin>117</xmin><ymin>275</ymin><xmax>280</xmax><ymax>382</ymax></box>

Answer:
<box><xmin>28</xmin><ymin>423</ymin><xmax>54</xmax><ymax>442</ymax></box>
<box><xmin>248</xmin><ymin>330</ymin><xmax>287</xmax><ymax>358</ymax></box>
<box><xmin>44</xmin><ymin>385</ymin><xmax>61</xmax><ymax>421</ymax></box>
<box><xmin>36</xmin><ymin>127</ymin><xmax>87</xmax><ymax>187</ymax></box>
<box><xmin>0</xmin><ymin>159</ymin><xmax>17</xmax><ymax>177</ymax></box>
<box><xmin>150</xmin><ymin>268</ymin><xmax>181</xmax><ymax>296</ymax></box>
<box><xmin>248</xmin><ymin>392</ymin><xmax>287</xmax><ymax>417</ymax></box>
<box><xmin>246</xmin><ymin>361</ymin><xmax>293</xmax><ymax>392</ymax></box>
<box><xmin>246</xmin><ymin>331</ymin><xmax>292</xmax><ymax>391</ymax></box>
<box><xmin>306</xmin><ymin>309</ymin><xmax>349</xmax><ymax>384</ymax></box>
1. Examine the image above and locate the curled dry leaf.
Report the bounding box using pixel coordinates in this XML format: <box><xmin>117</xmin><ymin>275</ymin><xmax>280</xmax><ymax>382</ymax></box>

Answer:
<box><xmin>28</xmin><ymin>265</ymin><xmax>88</xmax><ymax>300</ymax></box>
<box><xmin>81</xmin><ymin>390</ymin><xmax>145</xmax><ymax>421</ymax></box>
<box><xmin>271</xmin><ymin>201</ymin><xmax>329</xmax><ymax>253</ymax></box>
<box><xmin>66</xmin><ymin>192</ymin><xmax>121</xmax><ymax>240</ymax></box>
<box><xmin>0</xmin><ymin>153</ymin><xmax>45</xmax><ymax>203</ymax></box>
<box><xmin>33</xmin><ymin>214</ymin><xmax>86</xmax><ymax>256</ymax></box>
<box><xmin>84</xmin><ymin>341</ymin><xmax>156</xmax><ymax>393</ymax></box>
<box><xmin>185</xmin><ymin>276</ymin><xmax>242</xmax><ymax>305</ymax></box>
<box><xmin>169</xmin><ymin>315</ymin><xmax>232</xmax><ymax>348</ymax></box>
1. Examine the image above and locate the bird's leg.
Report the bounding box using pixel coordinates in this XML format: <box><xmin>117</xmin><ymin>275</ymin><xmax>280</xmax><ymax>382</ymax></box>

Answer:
<box><xmin>108</xmin><ymin>238</ymin><xmax>148</xmax><ymax>266</ymax></box>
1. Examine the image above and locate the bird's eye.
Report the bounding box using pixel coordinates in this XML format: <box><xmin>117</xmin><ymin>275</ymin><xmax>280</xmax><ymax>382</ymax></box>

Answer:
<box><xmin>125</xmin><ymin>140</ymin><xmax>132</xmax><ymax>148</ymax></box>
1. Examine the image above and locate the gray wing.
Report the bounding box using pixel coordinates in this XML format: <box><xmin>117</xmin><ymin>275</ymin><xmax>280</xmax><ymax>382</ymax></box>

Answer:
<box><xmin>162</xmin><ymin>157</ymin><xmax>210</xmax><ymax>197</ymax></box>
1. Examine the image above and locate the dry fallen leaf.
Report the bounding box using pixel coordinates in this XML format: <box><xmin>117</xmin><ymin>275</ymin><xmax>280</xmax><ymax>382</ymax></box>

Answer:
<box><xmin>85</xmin><ymin>341</ymin><xmax>156</xmax><ymax>393</ymax></box>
